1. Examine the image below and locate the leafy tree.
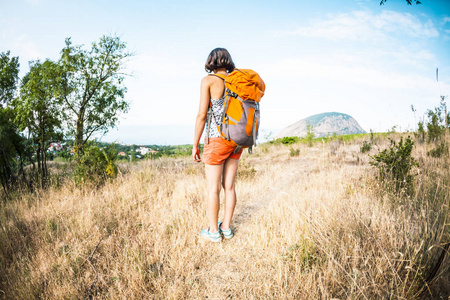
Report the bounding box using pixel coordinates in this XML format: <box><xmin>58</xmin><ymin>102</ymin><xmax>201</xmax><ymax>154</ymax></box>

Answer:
<box><xmin>0</xmin><ymin>51</ymin><xmax>28</xmax><ymax>194</ymax></box>
<box><xmin>380</xmin><ymin>0</ymin><xmax>421</xmax><ymax>5</ymax></box>
<box><xmin>0</xmin><ymin>51</ymin><xmax>19</xmax><ymax>105</ymax></box>
<box><xmin>13</xmin><ymin>60</ymin><xmax>64</xmax><ymax>186</ymax></box>
<box><xmin>0</xmin><ymin>108</ymin><xmax>28</xmax><ymax>194</ymax></box>
<box><xmin>59</xmin><ymin>35</ymin><xmax>131</xmax><ymax>156</ymax></box>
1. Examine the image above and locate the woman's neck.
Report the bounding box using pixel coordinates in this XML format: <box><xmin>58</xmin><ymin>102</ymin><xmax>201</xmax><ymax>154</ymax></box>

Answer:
<box><xmin>214</xmin><ymin>68</ymin><xmax>228</xmax><ymax>75</ymax></box>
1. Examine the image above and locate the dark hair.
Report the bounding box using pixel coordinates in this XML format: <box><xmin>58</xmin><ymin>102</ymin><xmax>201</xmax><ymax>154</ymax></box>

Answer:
<box><xmin>205</xmin><ymin>48</ymin><xmax>235</xmax><ymax>73</ymax></box>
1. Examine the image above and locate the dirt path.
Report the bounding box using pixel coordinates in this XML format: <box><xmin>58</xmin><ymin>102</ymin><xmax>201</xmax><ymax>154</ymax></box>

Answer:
<box><xmin>202</xmin><ymin>154</ymin><xmax>321</xmax><ymax>298</ymax></box>
<box><xmin>233</xmin><ymin>157</ymin><xmax>313</xmax><ymax>230</ymax></box>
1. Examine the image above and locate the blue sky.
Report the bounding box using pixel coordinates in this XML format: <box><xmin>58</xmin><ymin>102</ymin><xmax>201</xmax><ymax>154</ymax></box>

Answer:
<box><xmin>1</xmin><ymin>0</ymin><xmax>450</xmax><ymax>145</ymax></box>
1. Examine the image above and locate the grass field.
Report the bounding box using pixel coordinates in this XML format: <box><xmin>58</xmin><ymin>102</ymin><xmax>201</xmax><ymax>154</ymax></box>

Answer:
<box><xmin>0</xmin><ymin>134</ymin><xmax>449</xmax><ymax>299</ymax></box>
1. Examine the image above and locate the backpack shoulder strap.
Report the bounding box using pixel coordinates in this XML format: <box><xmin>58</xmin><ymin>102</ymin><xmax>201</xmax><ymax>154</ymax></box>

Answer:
<box><xmin>208</xmin><ymin>73</ymin><xmax>227</xmax><ymax>98</ymax></box>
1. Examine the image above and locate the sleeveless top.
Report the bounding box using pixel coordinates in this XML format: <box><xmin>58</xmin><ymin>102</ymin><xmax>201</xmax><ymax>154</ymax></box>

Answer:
<box><xmin>206</xmin><ymin>96</ymin><xmax>225</xmax><ymax>138</ymax></box>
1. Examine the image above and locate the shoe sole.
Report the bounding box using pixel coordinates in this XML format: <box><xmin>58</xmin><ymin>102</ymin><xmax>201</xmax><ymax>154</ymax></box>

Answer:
<box><xmin>200</xmin><ymin>229</ymin><xmax>222</xmax><ymax>242</ymax></box>
<box><xmin>201</xmin><ymin>235</ymin><xmax>222</xmax><ymax>242</ymax></box>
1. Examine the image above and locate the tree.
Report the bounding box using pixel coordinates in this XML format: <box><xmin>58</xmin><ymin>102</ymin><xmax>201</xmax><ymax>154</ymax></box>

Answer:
<box><xmin>0</xmin><ymin>51</ymin><xmax>19</xmax><ymax>105</ymax></box>
<box><xmin>59</xmin><ymin>35</ymin><xmax>131</xmax><ymax>156</ymax></box>
<box><xmin>0</xmin><ymin>51</ymin><xmax>27</xmax><ymax>194</ymax></box>
<box><xmin>14</xmin><ymin>59</ymin><xmax>64</xmax><ymax>186</ymax></box>
<box><xmin>380</xmin><ymin>0</ymin><xmax>421</xmax><ymax>4</ymax></box>
<box><xmin>306</xmin><ymin>124</ymin><xmax>315</xmax><ymax>147</ymax></box>
<box><xmin>426</xmin><ymin>107</ymin><xmax>444</xmax><ymax>142</ymax></box>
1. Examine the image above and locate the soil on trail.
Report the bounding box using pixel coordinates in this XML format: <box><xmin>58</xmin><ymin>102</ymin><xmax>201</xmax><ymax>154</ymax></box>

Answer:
<box><xmin>233</xmin><ymin>157</ymin><xmax>314</xmax><ymax>230</ymax></box>
<box><xmin>200</xmin><ymin>152</ymin><xmax>326</xmax><ymax>298</ymax></box>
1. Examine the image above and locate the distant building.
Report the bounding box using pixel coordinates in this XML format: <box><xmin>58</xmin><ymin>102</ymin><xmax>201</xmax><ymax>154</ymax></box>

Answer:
<box><xmin>139</xmin><ymin>147</ymin><xmax>149</xmax><ymax>155</ymax></box>
<box><xmin>118</xmin><ymin>151</ymin><xmax>127</xmax><ymax>157</ymax></box>
<box><xmin>48</xmin><ymin>143</ymin><xmax>62</xmax><ymax>152</ymax></box>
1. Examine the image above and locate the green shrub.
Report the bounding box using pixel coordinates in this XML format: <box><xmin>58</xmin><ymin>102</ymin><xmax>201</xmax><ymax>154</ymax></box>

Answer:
<box><xmin>306</xmin><ymin>124</ymin><xmax>315</xmax><ymax>147</ymax></box>
<box><xmin>360</xmin><ymin>141</ymin><xmax>372</xmax><ymax>153</ymax></box>
<box><xmin>370</xmin><ymin>136</ymin><xmax>418</xmax><ymax>193</ymax></box>
<box><xmin>426</xmin><ymin>107</ymin><xmax>445</xmax><ymax>142</ymax></box>
<box><xmin>427</xmin><ymin>141</ymin><xmax>449</xmax><ymax>158</ymax></box>
<box><xmin>415</xmin><ymin>121</ymin><xmax>426</xmax><ymax>143</ymax></box>
<box><xmin>74</xmin><ymin>143</ymin><xmax>118</xmax><ymax>185</ymax></box>
<box><xmin>289</xmin><ymin>147</ymin><xmax>300</xmax><ymax>157</ymax></box>
<box><xmin>281</xmin><ymin>136</ymin><xmax>300</xmax><ymax>145</ymax></box>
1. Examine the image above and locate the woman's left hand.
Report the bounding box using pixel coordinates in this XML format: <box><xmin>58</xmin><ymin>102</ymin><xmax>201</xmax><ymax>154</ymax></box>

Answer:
<box><xmin>192</xmin><ymin>146</ymin><xmax>201</xmax><ymax>162</ymax></box>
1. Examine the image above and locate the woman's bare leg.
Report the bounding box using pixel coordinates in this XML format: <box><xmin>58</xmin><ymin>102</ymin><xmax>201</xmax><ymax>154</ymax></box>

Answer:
<box><xmin>221</xmin><ymin>158</ymin><xmax>239</xmax><ymax>230</ymax></box>
<box><xmin>204</xmin><ymin>163</ymin><xmax>224</xmax><ymax>233</ymax></box>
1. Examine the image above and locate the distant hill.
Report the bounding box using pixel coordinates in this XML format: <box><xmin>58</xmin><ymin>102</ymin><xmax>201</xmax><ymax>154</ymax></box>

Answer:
<box><xmin>277</xmin><ymin>112</ymin><xmax>366</xmax><ymax>138</ymax></box>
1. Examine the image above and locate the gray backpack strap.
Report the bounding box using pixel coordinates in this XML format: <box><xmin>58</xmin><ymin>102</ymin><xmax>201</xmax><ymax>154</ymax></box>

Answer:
<box><xmin>224</xmin><ymin>116</ymin><xmax>230</xmax><ymax>140</ymax></box>
<box><xmin>221</xmin><ymin>94</ymin><xmax>231</xmax><ymax>126</ymax></box>
<box><xmin>206</xmin><ymin>105</ymin><xmax>212</xmax><ymax>144</ymax></box>
<box><xmin>252</xmin><ymin>108</ymin><xmax>257</xmax><ymax>146</ymax></box>
<box><xmin>234</xmin><ymin>145</ymin><xmax>243</xmax><ymax>154</ymax></box>
<box><xmin>250</xmin><ymin>102</ymin><xmax>258</xmax><ymax>147</ymax></box>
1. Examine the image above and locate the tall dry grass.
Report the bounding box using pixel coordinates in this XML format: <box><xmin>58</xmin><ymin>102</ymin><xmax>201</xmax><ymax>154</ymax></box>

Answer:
<box><xmin>0</xmin><ymin>134</ymin><xmax>448</xmax><ymax>299</ymax></box>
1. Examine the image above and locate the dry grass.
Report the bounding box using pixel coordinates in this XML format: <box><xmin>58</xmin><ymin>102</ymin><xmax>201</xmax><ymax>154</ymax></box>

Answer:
<box><xmin>0</xmin><ymin>135</ymin><xmax>449</xmax><ymax>299</ymax></box>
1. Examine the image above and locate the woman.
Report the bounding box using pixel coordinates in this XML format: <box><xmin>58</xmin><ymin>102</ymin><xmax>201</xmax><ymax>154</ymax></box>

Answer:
<box><xmin>192</xmin><ymin>48</ymin><xmax>242</xmax><ymax>242</ymax></box>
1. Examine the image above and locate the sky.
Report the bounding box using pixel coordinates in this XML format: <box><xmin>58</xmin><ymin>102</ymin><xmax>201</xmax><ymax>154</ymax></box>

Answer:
<box><xmin>1</xmin><ymin>0</ymin><xmax>450</xmax><ymax>145</ymax></box>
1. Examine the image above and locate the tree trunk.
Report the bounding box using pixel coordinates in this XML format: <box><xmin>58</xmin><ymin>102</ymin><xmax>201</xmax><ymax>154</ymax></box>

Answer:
<box><xmin>76</xmin><ymin>108</ymin><xmax>85</xmax><ymax>159</ymax></box>
<box><xmin>18</xmin><ymin>151</ymin><xmax>28</xmax><ymax>189</ymax></box>
<box><xmin>36</xmin><ymin>147</ymin><xmax>41</xmax><ymax>180</ymax></box>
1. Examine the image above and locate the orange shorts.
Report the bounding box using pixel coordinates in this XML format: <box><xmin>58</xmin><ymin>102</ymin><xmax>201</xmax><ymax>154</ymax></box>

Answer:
<box><xmin>203</xmin><ymin>137</ymin><xmax>243</xmax><ymax>165</ymax></box>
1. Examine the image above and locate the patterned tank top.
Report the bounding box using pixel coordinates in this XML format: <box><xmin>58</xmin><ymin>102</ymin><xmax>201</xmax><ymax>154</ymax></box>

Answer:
<box><xmin>206</xmin><ymin>96</ymin><xmax>225</xmax><ymax>138</ymax></box>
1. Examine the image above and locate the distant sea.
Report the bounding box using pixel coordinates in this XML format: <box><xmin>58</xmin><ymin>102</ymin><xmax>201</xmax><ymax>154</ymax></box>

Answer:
<box><xmin>99</xmin><ymin>124</ymin><xmax>280</xmax><ymax>146</ymax></box>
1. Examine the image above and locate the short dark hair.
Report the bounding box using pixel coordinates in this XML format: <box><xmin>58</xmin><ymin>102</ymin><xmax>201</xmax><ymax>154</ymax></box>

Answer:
<box><xmin>205</xmin><ymin>48</ymin><xmax>235</xmax><ymax>73</ymax></box>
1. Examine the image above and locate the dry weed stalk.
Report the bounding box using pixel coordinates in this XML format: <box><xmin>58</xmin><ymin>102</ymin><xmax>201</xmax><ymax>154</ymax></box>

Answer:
<box><xmin>0</xmin><ymin>135</ymin><xmax>448</xmax><ymax>299</ymax></box>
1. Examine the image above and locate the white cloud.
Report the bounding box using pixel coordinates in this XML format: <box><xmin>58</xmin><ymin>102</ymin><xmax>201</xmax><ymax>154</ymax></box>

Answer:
<box><xmin>255</xmin><ymin>53</ymin><xmax>450</xmax><ymax>132</ymax></box>
<box><xmin>444</xmin><ymin>29</ymin><xmax>450</xmax><ymax>40</ymax></box>
<box><xmin>263</xmin><ymin>57</ymin><xmax>439</xmax><ymax>91</ymax></box>
<box><xmin>272</xmin><ymin>10</ymin><xmax>438</xmax><ymax>42</ymax></box>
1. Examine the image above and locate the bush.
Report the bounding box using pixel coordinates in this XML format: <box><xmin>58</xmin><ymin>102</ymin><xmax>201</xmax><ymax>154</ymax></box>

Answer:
<box><xmin>281</xmin><ymin>136</ymin><xmax>300</xmax><ymax>145</ymax></box>
<box><xmin>360</xmin><ymin>141</ymin><xmax>372</xmax><ymax>153</ymax></box>
<box><xmin>370</xmin><ymin>136</ymin><xmax>418</xmax><ymax>193</ymax></box>
<box><xmin>306</xmin><ymin>124</ymin><xmax>315</xmax><ymax>147</ymax></box>
<box><xmin>415</xmin><ymin>121</ymin><xmax>426</xmax><ymax>143</ymax></box>
<box><xmin>289</xmin><ymin>147</ymin><xmax>300</xmax><ymax>157</ymax></box>
<box><xmin>427</xmin><ymin>141</ymin><xmax>449</xmax><ymax>158</ymax></box>
<box><xmin>426</xmin><ymin>107</ymin><xmax>445</xmax><ymax>142</ymax></box>
<box><xmin>74</xmin><ymin>143</ymin><xmax>118</xmax><ymax>185</ymax></box>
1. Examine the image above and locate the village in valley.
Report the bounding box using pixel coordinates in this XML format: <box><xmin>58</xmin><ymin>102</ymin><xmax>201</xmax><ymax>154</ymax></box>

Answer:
<box><xmin>47</xmin><ymin>140</ymin><xmax>192</xmax><ymax>161</ymax></box>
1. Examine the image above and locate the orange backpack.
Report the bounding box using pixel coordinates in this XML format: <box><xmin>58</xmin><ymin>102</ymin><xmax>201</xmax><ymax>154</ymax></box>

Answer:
<box><xmin>207</xmin><ymin>69</ymin><xmax>265</xmax><ymax>153</ymax></box>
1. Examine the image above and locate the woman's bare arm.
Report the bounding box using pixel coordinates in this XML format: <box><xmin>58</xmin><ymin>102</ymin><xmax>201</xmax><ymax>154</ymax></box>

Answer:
<box><xmin>192</xmin><ymin>76</ymin><xmax>211</xmax><ymax>162</ymax></box>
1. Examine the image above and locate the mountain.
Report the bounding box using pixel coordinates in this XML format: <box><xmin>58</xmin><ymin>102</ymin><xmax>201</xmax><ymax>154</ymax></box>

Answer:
<box><xmin>277</xmin><ymin>112</ymin><xmax>366</xmax><ymax>138</ymax></box>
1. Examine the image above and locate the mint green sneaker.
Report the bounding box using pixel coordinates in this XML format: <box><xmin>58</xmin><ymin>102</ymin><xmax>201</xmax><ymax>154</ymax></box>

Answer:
<box><xmin>218</xmin><ymin>222</ymin><xmax>234</xmax><ymax>239</ymax></box>
<box><xmin>200</xmin><ymin>228</ymin><xmax>222</xmax><ymax>242</ymax></box>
